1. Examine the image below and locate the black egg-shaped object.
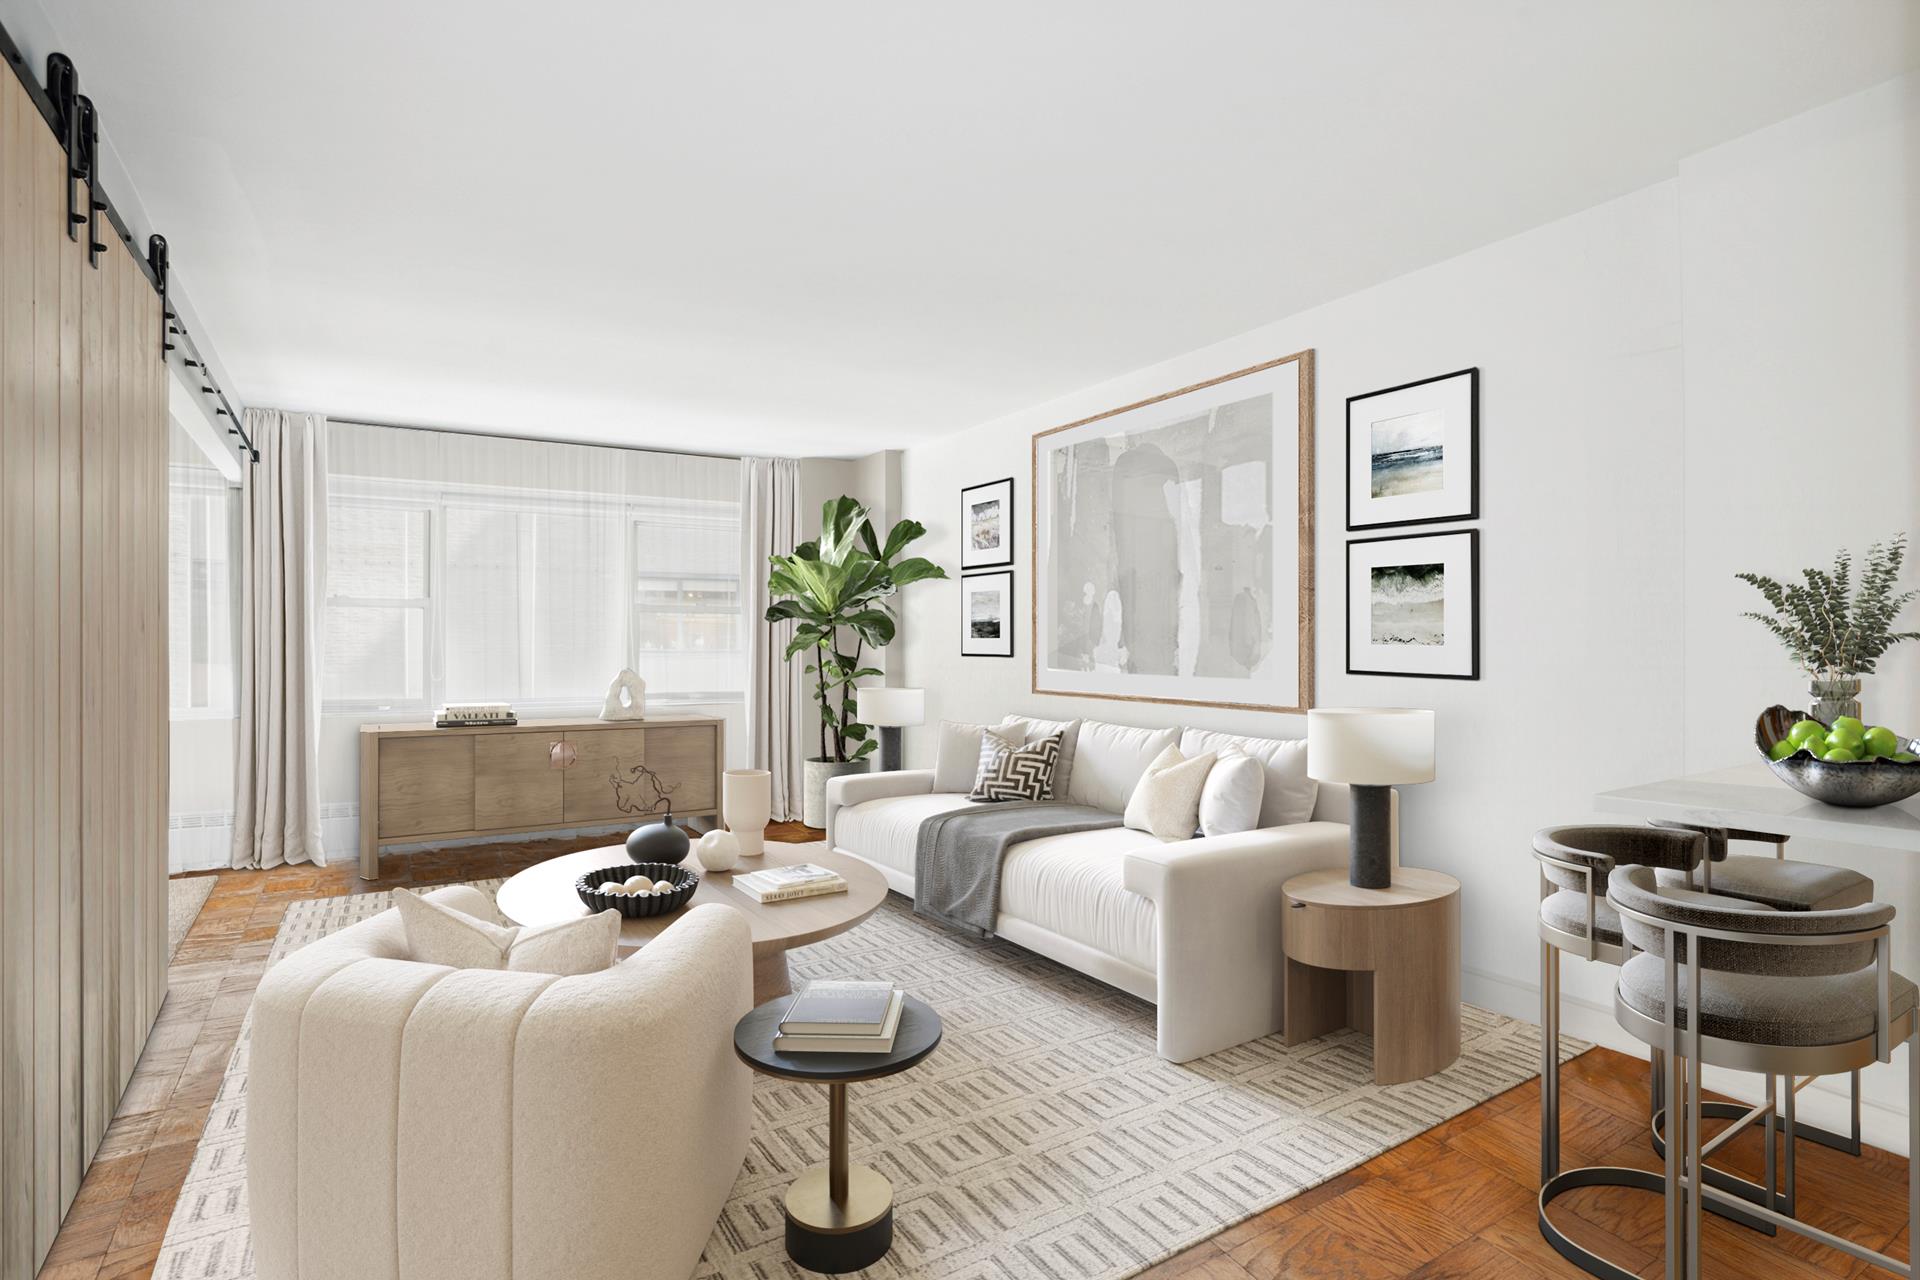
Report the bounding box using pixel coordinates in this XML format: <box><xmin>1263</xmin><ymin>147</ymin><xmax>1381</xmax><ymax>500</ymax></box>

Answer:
<box><xmin>625</xmin><ymin>811</ymin><xmax>691</xmax><ymax>864</ymax></box>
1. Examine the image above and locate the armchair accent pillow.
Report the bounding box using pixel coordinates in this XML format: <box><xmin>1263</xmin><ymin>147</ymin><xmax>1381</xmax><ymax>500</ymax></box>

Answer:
<box><xmin>395</xmin><ymin>887</ymin><xmax>520</xmax><ymax>968</ymax></box>
<box><xmin>970</xmin><ymin>733</ymin><xmax>1063</xmax><ymax>802</ymax></box>
<box><xmin>934</xmin><ymin>720</ymin><xmax>1019</xmax><ymax>793</ymax></box>
<box><xmin>1122</xmin><ymin>745</ymin><xmax>1217</xmax><ymax>841</ymax></box>
<box><xmin>506</xmin><ymin>911</ymin><xmax>622</xmax><ymax>975</ymax></box>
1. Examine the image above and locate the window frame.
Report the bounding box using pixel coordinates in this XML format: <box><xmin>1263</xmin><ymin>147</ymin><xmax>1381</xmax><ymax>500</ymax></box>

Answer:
<box><xmin>167</xmin><ymin>465</ymin><xmax>240</xmax><ymax>721</ymax></box>
<box><xmin>322</xmin><ymin>476</ymin><xmax>744</xmax><ymax>715</ymax></box>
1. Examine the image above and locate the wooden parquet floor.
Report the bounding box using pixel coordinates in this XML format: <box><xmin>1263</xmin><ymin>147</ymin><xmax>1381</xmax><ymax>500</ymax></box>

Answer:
<box><xmin>35</xmin><ymin>824</ymin><xmax>1913</xmax><ymax>1280</ymax></box>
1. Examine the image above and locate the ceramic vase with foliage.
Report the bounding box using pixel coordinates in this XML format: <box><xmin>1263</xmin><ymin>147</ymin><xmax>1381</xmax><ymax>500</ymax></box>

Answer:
<box><xmin>1737</xmin><ymin>533</ymin><xmax>1918</xmax><ymax>723</ymax></box>
<box><xmin>766</xmin><ymin>497</ymin><xmax>947</xmax><ymax>827</ymax></box>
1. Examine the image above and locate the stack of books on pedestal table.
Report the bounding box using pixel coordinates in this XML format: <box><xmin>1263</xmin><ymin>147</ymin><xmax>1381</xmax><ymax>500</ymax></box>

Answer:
<box><xmin>736</xmin><ymin>862</ymin><xmax>847</xmax><ymax>903</ymax></box>
<box><xmin>773</xmin><ymin>980</ymin><xmax>904</xmax><ymax>1053</ymax></box>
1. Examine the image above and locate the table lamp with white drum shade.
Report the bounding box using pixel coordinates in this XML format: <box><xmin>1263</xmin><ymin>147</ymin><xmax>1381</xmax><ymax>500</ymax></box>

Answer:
<box><xmin>856</xmin><ymin>687</ymin><xmax>925</xmax><ymax>773</ymax></box>
<box><xmin>1306</xmin><ymin>708</ymin><xmax>1436</xmax><ymax>889</ymax></box>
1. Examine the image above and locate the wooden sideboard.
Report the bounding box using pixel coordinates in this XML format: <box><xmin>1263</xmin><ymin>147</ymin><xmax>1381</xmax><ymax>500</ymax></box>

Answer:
<box><xmin>357</xmin><ymin>715</ymin><xmax>725</xmax><ymax>877</ymax></box>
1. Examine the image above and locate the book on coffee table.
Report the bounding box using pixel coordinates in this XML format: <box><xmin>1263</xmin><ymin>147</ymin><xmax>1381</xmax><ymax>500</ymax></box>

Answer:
<box><xmin>736</xmin><ymin>863</ymin><xmax>848</xmax><ymax>903</ymax></box>
<box><xmin>774</xmin><ymin>986</ymin><xmax>905</xmax><ymax>1053</ymax></box>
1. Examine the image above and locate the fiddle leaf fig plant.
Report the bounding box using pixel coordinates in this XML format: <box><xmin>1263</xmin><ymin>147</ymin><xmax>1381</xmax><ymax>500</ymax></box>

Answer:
<box><xmin>1736</xmin><ymin>533</ymin><xmax>1920</xmax><ymax>680</ymax></box>
<box><xmin>765</xmin><ymin>497</ymin><xmax>946</xmax><ymax>763</ymax></box>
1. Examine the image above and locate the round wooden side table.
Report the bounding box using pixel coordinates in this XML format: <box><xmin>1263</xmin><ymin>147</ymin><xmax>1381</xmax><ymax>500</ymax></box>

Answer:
<box><xmin>733</xmin><ymin>996</ymin><xmax>942</xmax><ymax>1274</ymax></box>
<box><xmin>1281</xmin><ymin>866</ymin><xmax>1461</xmax><ymax>1084</ymax></box>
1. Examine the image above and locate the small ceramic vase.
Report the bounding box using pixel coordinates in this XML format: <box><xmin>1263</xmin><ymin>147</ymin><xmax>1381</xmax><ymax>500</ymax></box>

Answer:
<box><xmin>696</xmin><ymin>828</ymin><xmax>741</xmax><ymax>873</ymax></box>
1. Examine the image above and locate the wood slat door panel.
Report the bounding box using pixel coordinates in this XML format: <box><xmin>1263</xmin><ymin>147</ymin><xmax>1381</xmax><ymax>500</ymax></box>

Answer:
<box><xmin>377</xmin><ymin>737</ymin><xmax>475</xmax><ymax>838</ymax></box>
<box><xmin>474</xmin><ymin>732</ymin><xmax>565</xmax><ymax>830</ymax></box>
<box><xmin>562</xmin><ymin>728</ymin><xmax>649</xmax><ymax>823</ymax></box>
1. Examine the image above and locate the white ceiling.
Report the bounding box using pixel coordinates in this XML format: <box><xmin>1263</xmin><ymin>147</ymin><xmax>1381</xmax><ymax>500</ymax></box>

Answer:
<box><xmin>22</xmin><ymin>1</ymin><xmax>1919</xmax><ymax>457</ymax></box>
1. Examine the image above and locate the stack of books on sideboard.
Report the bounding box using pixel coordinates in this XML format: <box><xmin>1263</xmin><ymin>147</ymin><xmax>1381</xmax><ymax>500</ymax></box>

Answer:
<box><xmin>736</xmin><ymin>862</ymin><xmax>847</xmax><ymax>903</ymax></box>
<box><xmin>774</xmin><ymin>980</ymin><xmax>904</xmax><ymax>1053</ymax></box>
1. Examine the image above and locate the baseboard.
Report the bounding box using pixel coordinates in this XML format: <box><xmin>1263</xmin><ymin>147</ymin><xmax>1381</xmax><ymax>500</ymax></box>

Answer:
<box><xmin>1463</xmin><ymin>964</ymin><xmax>1909</xmax><ymax>1157</ymax></box>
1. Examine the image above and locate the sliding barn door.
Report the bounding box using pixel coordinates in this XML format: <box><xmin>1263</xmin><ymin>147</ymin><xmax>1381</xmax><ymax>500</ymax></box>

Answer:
<box><xmin>0</xmin><ymin>64</ymin><xmax>169</xmax><ymax>1280</ymax></box>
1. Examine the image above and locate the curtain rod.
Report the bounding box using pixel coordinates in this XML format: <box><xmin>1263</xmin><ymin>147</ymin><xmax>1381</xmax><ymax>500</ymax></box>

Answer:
<box><xmin>330</xmin><ymin>417</ymin><xmax>750</xmax><ymax>465</ymax></box>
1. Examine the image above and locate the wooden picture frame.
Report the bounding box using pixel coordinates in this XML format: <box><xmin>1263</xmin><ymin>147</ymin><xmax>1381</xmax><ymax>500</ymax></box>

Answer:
<box><xmin>1346</xmin><ymin>367</ymin><xmax>1479</xmax><ymax>531</ymax></box>
<box><xmin>959</xmin><ymin>476</ymin><xmax>1014</xmax><ymax>570</ymax></box>
<box><xmin>1030</xmin><ymin>351</ymin><xmax>1315</xmax><ymax>712</ymax></box>
<box><xmin>1346</xmin><ymin>529</ymin><xmax>1480</xmax><ymax>680</ymax></box>
<box><xmin>961</xmin><ymin>571</ymin><xmax>1016</xmax><ymax>658</ymax></box>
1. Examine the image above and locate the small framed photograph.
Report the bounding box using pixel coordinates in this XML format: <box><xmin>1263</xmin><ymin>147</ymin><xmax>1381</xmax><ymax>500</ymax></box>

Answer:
<box><xmin>1347</xmin><ymin>530</ymin><xmax>1479</xmax><ymax>679</ymax></box>
<box><xmin>1347</xmin><ymin>368</ymin><xmax>1478</xmax><ymax>530</ymax></box>
<box><xmin>961</xmin><ymin>570</ymin><xmax>1015</xmax><ymax>658</ymax></box>
<box><xmin>960</xmin><ymin>476</ymin><xmax>1015</xmax><ymax>570</ymax></box>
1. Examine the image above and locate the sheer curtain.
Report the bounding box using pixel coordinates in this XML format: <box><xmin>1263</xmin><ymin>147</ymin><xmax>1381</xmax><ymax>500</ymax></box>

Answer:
<box><xmin>232</xmin><ymin>409</ymin><xmax>328</xmax><ymax>869</ymax></box>
<box><xmin>322</xmin><ymin>424</ymin><xmax>743</xmax><ymax>718</ymax></box>
<box><xmin>742</xmin><ymin>457</ymin><xmax>802</xmax><ymax>820</ymax></box>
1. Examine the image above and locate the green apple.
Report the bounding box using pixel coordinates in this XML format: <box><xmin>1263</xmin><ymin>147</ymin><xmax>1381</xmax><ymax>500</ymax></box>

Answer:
<box><xmin>1831</xmin><ymin>715</ymin><xmax>1865</xmax><ymax>735</ymax></box>
<box><xmin>1769</xmin><ymin>739</ymin><xmax>1797</xmax><ymax>761</ymax></box>
<box><xmin>1787</xmin><ymin>719</ymin><xmax>1827</xmax><ymax>746</ymax></box>
<box><xmin>1823</xmin><ymin>747</ymin><xmax>1861</xmax><ymax>763</ymax></box>
<box><xmin>1864</xmin><ymin>726</ymin><xmax>1899</xmax><ymax>757</ymax></box>
<box><xmin>1805</xmin><ymin>741</ymin><xmax>1830</xmax><ymax>759</ymax></box>
<box><xmin>1826</xmin><ymin>723</ymin><xmax>1866</xmax><ymax>751</ymax></box>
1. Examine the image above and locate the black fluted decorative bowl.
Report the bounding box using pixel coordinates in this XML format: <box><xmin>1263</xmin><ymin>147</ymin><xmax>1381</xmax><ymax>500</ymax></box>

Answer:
<box><xmin>575</xmin><ymin>862</ymin><xmax>699</xmax><ymax>917</ymax></box>
<box><xmin>1754</xmin><ymin>705</ymin><xmax>1920</xmax><ymax>809</ymax></box>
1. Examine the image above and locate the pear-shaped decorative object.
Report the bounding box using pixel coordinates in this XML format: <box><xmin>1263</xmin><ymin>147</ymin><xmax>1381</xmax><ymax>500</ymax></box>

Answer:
<box><xmin>625</xmin><ymin>808</ymin><xmax>690</xmax><ymax>864</ymax></box>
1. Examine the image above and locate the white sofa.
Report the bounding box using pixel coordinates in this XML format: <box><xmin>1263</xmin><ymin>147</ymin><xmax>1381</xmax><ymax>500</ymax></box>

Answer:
<box><xmin>825</xmin><ymin>720</ymin><xmax>1357</xmax><ymax>1063</ymax></box>
<box><xmin>247</xmin><ymin>887</ymin><xmax>752</xmax><ymax>1280</ymax></box>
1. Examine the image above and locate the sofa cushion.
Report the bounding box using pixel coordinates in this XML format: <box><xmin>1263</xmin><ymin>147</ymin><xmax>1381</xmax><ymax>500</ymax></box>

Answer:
<box><xmin>395</xmin><ymin>887</ymin><xmax>519</xmax><ymax>968</ymax></box>
<box><xmin>1067</xmin><ymin>721</ymin><xmax>1180</xmax><ymax>813</ymax></box>
<box><xmin>1122</xmin><ymin>745</ymin><xmax>1216</xmax><ymax>840</ymax></box>
<box><xmin>1198</xmin><ymin>753</ymin><xmax>1266</xmax><ymax>838</ymax></box>
<box><xmin>834</xmin><ymin>791</ymin><xmax>984</xmax><ymax>877</ymax></box>
<box><xmin>934</xmin><ymin>720</ymin><xmax>1020</xmax><ymax>794</ymax></box>
<box><xmin>1000</xmin><ymin>827</ymin><xmax>1161</xmax><ymax>972</ymax></box>
<box><xmin>971</xmin><ymin>733</ymin><xmax>1063</xmax><ymax>802</ymax></box>
<box><xmin>999</xmin><ymin>715</ymin><xmax>1081</xmax><ymax>799</ymax></box>
<box><xmin>1179</xmin><ymin>729</ymin><xmax>1317</xmax><ymax>828</ymax></box>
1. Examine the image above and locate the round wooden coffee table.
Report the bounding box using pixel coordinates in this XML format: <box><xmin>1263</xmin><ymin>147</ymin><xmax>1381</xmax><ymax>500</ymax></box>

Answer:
<box><xmin>495</xmin><ymin>844</ymin><xmax>889</xmax><ymax>1002</ymax></box>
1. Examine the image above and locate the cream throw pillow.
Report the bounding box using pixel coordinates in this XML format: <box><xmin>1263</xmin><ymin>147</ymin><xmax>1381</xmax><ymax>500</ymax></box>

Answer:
<box><xmin>395</xmin><ymin>887</ymin><xmax>520</xmax><ymax>969</ymax></box>
<box><xmin>507</xmin><ymin>911</ymin><xmax>622</xmax><ymax>976</ymax></box>
<box><xmin>1122</xmin><ymin>745</ymin><xmax>1217</xmax><ymax>841</ymax></box>
<box><xmin>396</xmin><ymin>887</ymin><xmax>620</xmax><ymax>975</ymax></box>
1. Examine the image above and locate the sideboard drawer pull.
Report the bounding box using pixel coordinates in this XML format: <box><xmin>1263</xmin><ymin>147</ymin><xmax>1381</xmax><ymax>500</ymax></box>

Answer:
<box><xmin>550</xmin><ymin>741</ymin><xmax>577</xmax><ymax>770</ymax></box>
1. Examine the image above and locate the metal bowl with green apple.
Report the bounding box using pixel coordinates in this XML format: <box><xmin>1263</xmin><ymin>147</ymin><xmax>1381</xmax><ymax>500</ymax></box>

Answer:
<box><xmin>1754</xmin><ymin>705</ymin><xmax>1920</xmax><ymax>808</ymax></box>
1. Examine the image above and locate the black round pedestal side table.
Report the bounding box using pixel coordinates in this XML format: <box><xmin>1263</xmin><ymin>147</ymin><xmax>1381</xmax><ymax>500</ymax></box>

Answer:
<box><xmin>733</xmin><ymin>995</ymin><xmax>942</xmax><ymax>1275</ymax></box>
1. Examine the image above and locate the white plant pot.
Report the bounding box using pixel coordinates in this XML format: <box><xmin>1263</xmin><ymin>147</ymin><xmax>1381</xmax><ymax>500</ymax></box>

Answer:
<box><xmin>802</xmin><ymin>758</ymin><xmax>869</xmax><ymax>830</ymax></box>
<box><xmin>723</xmin><ymin>768</ymin><xmax>773</xmax><ymax>855</ymax></box>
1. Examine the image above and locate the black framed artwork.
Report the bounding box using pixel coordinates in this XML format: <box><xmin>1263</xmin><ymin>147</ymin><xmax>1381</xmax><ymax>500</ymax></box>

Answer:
<box><xmin>959</xmin><ymin>476</ymin><xmax>1015</xmax><ymax>570</ymax></box>
<box><xmin>1346</xmin><ymin>367</ymin><xmax>1478</xmax><ymax>530</ymax></box>
<box><xmin>1346</xmin><ymin>529</ymin><xmax>1479</xmax><ymax>679</ymax></box>
<box><xmin>960</xmin><ymin>570</ymin><xmax>1016</xmax><ymax>658</ymax></box>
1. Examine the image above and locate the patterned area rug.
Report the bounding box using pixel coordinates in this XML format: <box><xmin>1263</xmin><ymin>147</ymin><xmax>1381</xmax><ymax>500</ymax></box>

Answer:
<box><xmin>167</xmin><ymin>874</ymin><xmax>218</xmax><ymax>960</ymax></box>
<box><xmin>154</xmin><ymin>858</ymin><xmax>1581</xmax><ymax>1279</ymax></box>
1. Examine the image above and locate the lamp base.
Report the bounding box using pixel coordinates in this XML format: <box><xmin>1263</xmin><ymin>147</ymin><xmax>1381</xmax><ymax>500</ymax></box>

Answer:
<box><xmin>1349</xmin><ymin>784</ymin><xmax>1392</xmax><ymax>889</ymax></box>
<box><xmin>878</xmin><ymin>726</ymin><xmax>904</xmax><ymax>773</ymax></box>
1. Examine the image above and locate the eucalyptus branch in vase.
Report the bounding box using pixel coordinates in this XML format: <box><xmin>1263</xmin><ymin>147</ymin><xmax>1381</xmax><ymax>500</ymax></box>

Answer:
<box><xmin>1736</xmin><ymin>532</ymin><xmax>1919</xmax><ymax>722</ymax></box>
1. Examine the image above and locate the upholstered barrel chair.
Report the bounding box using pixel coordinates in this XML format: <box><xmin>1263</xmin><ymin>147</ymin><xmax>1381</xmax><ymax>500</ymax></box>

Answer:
<box><xmin>247</xmin><ymin>888</ymin><xmax>754</xmax><ymax>1280</ymax></box>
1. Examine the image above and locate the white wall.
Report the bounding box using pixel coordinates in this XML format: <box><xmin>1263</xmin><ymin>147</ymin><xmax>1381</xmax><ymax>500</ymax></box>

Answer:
<box><xmin>897</xmin><ymin>77</ymin><xmax>1919</xmax><ymax>1147</ymax></box>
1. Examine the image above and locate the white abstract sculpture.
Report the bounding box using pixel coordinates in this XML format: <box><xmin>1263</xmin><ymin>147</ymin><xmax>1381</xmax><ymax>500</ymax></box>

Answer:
<box><xmin>600</xmin><ymin>668</ymin><xmax>647</xmax><ymax>721</ymax></box>
<box><xmin>695</xmin><ymin>829</ymin><xmax>741</xmax><ymax>873</ymax></box>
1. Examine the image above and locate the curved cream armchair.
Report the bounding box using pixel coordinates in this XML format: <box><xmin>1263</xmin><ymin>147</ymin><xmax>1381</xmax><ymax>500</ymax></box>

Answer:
<box><xmin>247</xmin><ymin>887</ymin><xmax>752</xmax><ymax>1280</ymax></box>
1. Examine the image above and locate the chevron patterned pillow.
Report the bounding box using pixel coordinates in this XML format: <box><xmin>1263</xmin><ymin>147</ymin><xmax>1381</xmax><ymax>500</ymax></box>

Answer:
<box><xmin>970</xmin><ymin>732</ymin><xmax>1063</xmax><ymax>802</ymax></box>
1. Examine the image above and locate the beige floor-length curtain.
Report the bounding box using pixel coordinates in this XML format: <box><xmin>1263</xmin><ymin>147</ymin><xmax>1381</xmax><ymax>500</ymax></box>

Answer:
<box><xmin>743</xmin><ymin>457</ymin><xmax>803</xmax><ymax>821</ymax></box>
<box><xmin>232</xmin><ymin>409</ymin><xmax>328</xmax><ymax>868</ymax></box>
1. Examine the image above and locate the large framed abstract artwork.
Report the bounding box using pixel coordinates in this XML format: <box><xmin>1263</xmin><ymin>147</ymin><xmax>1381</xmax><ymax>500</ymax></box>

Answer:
<box><xmin>1346</xmin><ymin>529</ymin><xmax>1479</xmax><ymax>680</ymax></box>
<box><xmin>1031</xmin><ymin>351</ymin><xmax>1314</xmax><ymax>712</ymax></box>
<box><xmin>1345</xmin><ymin>367</ymin><xmax>1478</xmax><ymax>530</ymax></box>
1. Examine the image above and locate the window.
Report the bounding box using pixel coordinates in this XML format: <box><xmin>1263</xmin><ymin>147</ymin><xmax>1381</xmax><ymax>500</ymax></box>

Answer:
<box><xmin>322</xmin><ymin>424</ymin><xmax>743</xmax><ymax>712</ymax></box>
<box><xmin>167</xmin><ymin>444</ymin><xmax>239</xmax><ymax>717</ymax></box>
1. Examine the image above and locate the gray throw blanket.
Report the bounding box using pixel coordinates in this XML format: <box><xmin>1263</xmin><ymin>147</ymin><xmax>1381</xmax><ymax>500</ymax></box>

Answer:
<box><xmin>913</xmin><ymin>802</ymin><xmax>1123</xmax><ymax>938</ymax></box>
